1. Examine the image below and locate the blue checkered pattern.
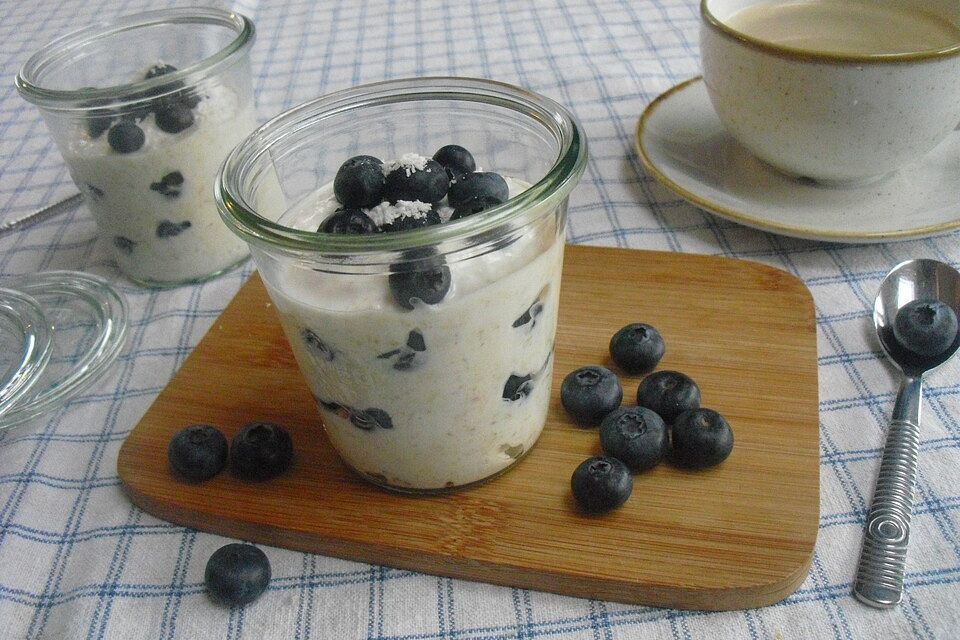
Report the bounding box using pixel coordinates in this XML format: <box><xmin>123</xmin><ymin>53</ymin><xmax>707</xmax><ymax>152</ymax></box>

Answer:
<box><xmin>1</xmin><ymin>0</ymin><xmax>958</xmax><ymax>638</ymax></box>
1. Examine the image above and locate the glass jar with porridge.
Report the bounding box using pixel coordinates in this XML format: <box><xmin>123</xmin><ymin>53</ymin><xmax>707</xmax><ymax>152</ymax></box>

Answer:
<box><xmin>217</xmin><ymin>77</ymin><xmax>586</xmax><ymax>492</ymax></box>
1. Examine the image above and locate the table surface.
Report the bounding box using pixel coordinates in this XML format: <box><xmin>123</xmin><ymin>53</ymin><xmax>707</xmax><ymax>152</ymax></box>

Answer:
<box><xmin>0</xmin><ymin>1</ymin><xmax>957</xmax><ymax>639</ymax></box>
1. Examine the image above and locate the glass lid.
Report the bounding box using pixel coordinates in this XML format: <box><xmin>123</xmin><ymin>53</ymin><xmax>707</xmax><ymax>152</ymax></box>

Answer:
<box><xmin>0</xmin><ymin>288</ymin><xmax>53</xmax><ymax>417</ymax></box>
<box><xmin>0</xmin><ymin>270</ymin><xmax>128</xmax><ymax>430</ymax></box>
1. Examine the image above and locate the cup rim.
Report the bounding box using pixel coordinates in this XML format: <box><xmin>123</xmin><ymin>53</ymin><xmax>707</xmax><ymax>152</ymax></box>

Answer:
<box><xmin>215</xmin><ymin>76</ymin><xmax>587</xmax><ymax>257</ymax></box>
<box><xmin>700</xmin><ymin>0</ymin><xmax>960</xmax><ymax>64</ymax></box>
<box><xmin>15</xmin><ymin>7</ymin><xmax>255</xmax><ymax>110</ymax></box>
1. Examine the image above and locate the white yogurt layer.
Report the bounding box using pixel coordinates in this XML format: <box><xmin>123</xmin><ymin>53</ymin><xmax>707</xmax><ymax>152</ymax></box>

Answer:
<box><xmin>269</xmin><ymin>179</ymin><xmax>563</xmax><ymax>490</ymax></box>
<box><xmin>63</xmin><ymin>83</ymin><xmax>255</xmax><ymax>285</ymax></box>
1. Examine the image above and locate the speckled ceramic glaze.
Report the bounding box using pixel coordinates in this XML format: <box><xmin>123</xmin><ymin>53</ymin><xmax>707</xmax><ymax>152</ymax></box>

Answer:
<box><xmin>700</xmin><ymin>0</ymin><xmax>960</xmax><ymax>184</ymax></box>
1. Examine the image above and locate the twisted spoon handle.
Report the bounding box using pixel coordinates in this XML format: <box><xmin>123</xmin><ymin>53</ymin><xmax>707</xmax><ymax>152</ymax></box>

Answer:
<box><xmin>854</xmin><ymin>376</ymin><xmax>922</xmax><ymax>608</ymax></box>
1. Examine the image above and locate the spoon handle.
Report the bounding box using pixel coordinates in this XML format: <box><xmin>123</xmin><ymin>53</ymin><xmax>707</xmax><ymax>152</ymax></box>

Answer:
<box><xmin>854</xmin><ymin>375</ymin><xmax>922</xmax><ymax>608</ymax></box>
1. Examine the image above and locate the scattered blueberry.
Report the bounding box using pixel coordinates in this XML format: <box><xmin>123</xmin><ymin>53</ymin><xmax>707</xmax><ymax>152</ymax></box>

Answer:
<box><xmin>334</xmin><ymin>156</ymin><xmax>385</xmax><ymax>208</ymax></box>
<box><xmin>447</xmin><ymin>172</ymin><xmax>509</xmax><ymax>208</ymax></box>
<box><xmin>384</xmin><ymin>159</ymin><xmax>449</xmax><ymax>204</ymax></box>
<box><xmin>609</xmin><ymin>323</ymin><xmax>665</xmax><ymax>375</ymax></box>
<box><xmin>571</xmin><ymin>456</ymin><xmax>633</xmax><ymax>514</ymax></box>
<box><xmin>893</xmin><ymin>299</ymin><xmax>958</xmax><ymax>357</ymax></box>
<box><xmin>433</xmin><ymin>144</ymin><xmax>476</xmax><ymax>178</ymax></box>
<box><xmin>167</xmin><ymin>424</ymin><xmax>229</xmax><ymax>482</ymax></box>
<box><xmin>560</xmin><ymin>365</ymin><xmax>622</xmax><ymax>427</ymax></box>
<box><xmin>502</xmin><ymin>374</ymin><xmax>534</xmax><ymax>401</ymax></box>
<box><xmin>379</xmin><ymin>207</ymin><xmax>442</xmax><ymax>233</ymax></box>
<box><xmin>636</xmin><ymin>370</ymin><xmax>701</xmax><ymax>424</ymax></box>
<box><xmin>113</xmin><ymin>236</ymin><xmax>137</xmax><ymax>255</ymax></box>
<box><xmin>388</xmin><ymin>249</ymin><xmax>451</xmax><ymax>309</ymax></box>
<box><xmin>300</xmin><ymin>328</ymin><xmax>335</xmax><ymax>362</ymax></box>
<box><xmin>450</xmin><ymin>195</ymin><xmax>503</xmax><ymax>221</ymax></box>
<box><xmin>156</xmin><ymin>219</ymin><xmax>192</xmax><ymax>238</ymax></box>
<box><xmin>599</xmin><ymin>406</ymin><xmax>667</xmax><ymax>472</ymax></box>
<box><xmin>205</xmin><ymin>543</ymin><xmax>271</xmax><ymax>606</ymax></box>
<box><xmin>350</xmin><ymin>408</ymin><xmax>394</xmax><ymax>430</ymax></box>
<box><xmin>512</xmin><ymin>295</ymin><xmax>545</xmax><ymax>329</ymax></box>
<box><xmin>230</xmin><ymin>421</ymin><xmax>294</xmax><ymax>481</ymax></box>
<box><xmin>319</xmin><ymin>208</ymin><xmax>378</xmax><ymax>234</ymax></box>
<box><xmin>150</xmin><ymin>171</ymin><xmax>184</xmax><ymax>198</ymax></box>
<box><xmin>154</xmin><ymin>100</ymin><xmax>195</xmax><ymax>134</ymax></box>
<box><xmin>107</xmin><ymin>121</ymin><xmax>145</xmax><ymax>153</ymax></box>
<box><xmin>671</xmin><ymin>408</ymin><xmax>734</xmax><ymax>469</ymax></box>
<box><xmin>85</xmin><ymin>184</ymin><xmax>105</xmax><ymax>200</ymax></box>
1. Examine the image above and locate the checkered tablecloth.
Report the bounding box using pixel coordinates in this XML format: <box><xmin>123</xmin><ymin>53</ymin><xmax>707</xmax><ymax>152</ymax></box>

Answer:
<box><xmin>1</xmin><ymin>0</ymin><xmax>958</xmax><ymax>638</ymax></box>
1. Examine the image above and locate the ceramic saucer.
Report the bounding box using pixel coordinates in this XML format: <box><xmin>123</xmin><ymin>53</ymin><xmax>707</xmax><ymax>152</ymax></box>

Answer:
<box><xmin>635</xmin><ymin>77</ymin><xmax>960</xmax><ymax>243</ymax></box>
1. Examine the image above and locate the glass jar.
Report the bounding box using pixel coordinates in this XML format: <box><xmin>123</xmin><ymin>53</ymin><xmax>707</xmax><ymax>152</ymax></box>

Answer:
<box><xmin>16</xmin><ymin>8</ymin><xmax>257</xmax><ymax>287</ymax></box>
<box><xmin>217</xmin><ymin>77</ymin><xmax>587</xmax><ymax>493</ymax></box>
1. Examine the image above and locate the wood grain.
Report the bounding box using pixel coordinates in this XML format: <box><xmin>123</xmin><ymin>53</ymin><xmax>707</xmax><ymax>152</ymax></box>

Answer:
<box><xmin>117</xmin><ymin>245</ymin><xmax>820</xmax><ymax>611</ymax></box>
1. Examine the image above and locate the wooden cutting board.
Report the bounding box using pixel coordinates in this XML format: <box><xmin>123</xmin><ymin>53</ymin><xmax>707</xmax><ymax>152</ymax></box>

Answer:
<box><xmin>118</xmin><ymin>245</ymin><xmax>819</xmax><ymax>611</ymax></box>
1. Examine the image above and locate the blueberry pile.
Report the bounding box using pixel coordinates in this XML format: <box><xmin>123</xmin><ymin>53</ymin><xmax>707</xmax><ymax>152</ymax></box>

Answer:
<box><xmin>563</xmin><ymin>323</ymin><xmax>734</xmax><ymax>514</ymax></box>
<box><xmin>167</xmin><ymin>421</ymin><xmax>294</xmax><ymax>482</ymax></box>
<box><xmin>167</xmin><ymin>421</ymin><xmax>291</xmax><ymax>606</ymax></box>
<box><xmin>322</xmin><ymin>145</ymin><xmax>509</xmax><ymax>234</ymax></box>
<box><xmin>86</xmin><ymin>62</ymin><xmax>203</xmax><ymax>154</ymax></box>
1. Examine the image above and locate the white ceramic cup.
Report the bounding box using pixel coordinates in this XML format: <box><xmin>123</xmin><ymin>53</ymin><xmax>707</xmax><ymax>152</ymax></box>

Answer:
<box><xmin>700</xmin><ymin>0</ymin><xmax>960</xmax><ymax>185</ymax></box>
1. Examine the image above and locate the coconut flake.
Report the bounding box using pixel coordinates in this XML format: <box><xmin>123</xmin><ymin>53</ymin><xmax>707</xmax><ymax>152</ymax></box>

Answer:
<box><xmin>365</xmin><ymin>199</ymin><xmax>433</xmax><ymax>226</ymax></box>
<box><xmin>382</xmin><ymin>153</ymin><xmax>430</xmax><ymax>177</ymax></box>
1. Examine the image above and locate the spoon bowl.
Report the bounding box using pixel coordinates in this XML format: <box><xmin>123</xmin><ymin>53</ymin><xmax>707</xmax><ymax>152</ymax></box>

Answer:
<box><xmin>874</xmin><ymin>259</ymin><xmax>960</xmax><ymax>377</ymax></box>
<box><xmin>855</xmin><ymin>258</ymin><xmax>960</xmax><ymax>609</ymax></box>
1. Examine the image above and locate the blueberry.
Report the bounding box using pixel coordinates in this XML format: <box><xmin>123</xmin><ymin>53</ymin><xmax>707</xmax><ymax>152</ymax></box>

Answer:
<box><xmin>609</xmin><ymin>323</ymin><xmax>665</xmax><ymax>375</ymax></box>
<box><xmin>388</xmin><ymin>249</ymin><xmax>451</xmax><ymax>309</ymax></box>
<box><xmin>350</xmin><ymin>408</ymin><xmax>394</xmax><ymax>430</ymax></box>
<box><xmin>377</xmin><ymin>331</ymin><xmax>426</xmax><ymax>371</ymax></box>
<box><xmin>671</xmin><ymin>408</ymin><xmax>734</xmax><ymax>469</ymax></box>
<box><xmin>447</xmin><ymin>172</ymin><xmax>509</xmax><ymax>208</ymax></box>
<box><xmin>150</xmin><ymin>171</ymin><xmax>184</xmax><ymax>198</ymax></box>
<box><xmin>154</xmin><ymin>100</ymin><xmax>195</xmax><ymax>134</ymax></box>
<box><xmin>205</xmin><ymin>543</ymin><xmax>271</xmax><ymax>606</ymax></box>
<box><xmin>636</xmin><ymin>370</ymin><xmax>700</xmax><ymax>424</ymax></box>
<box><xmin>571</xmin><ymin>456</ymin><xmax>633</xmax><ymax>514</ymax></box>
<box><xmin>145</xmin><ymin>63</ymin><xmax>178</xmax><ymax>79</ymax></box>
<box><xmin>379</xmin><ymin>208</ymin><xmax>442</xmax><ymax>233</ymax></box>
<box><xmin>599</xmin><ymin>406</ymin><xmax>667</xmax><ymax>472</ymax></box>
<box><xmin>334</xmin><ymin>157</ymin><xmax>385</xmax><ymax>208</ymax></box>
<box><xmin>84</xmin><ymin>100</ymin><xmax>116</xmax><ymax>139</ymax></box>
<box><xmin>319</xmin><ymin>208</ymin><xmax>378</xmax><ymax>234</ymax></box>
<box><xmin>113</xmin><ymin>236</ymin><xmax>137</xmax><ymax>255</ymax></box>
<box><xmin>893</xmin><ymin>299</ymin><xmax>958</xmax><ymax>357</ymax></box>
<box><xmin>300</xmin><ymin>328</ymin><xmax>335</xmax><ymax>361</ymax></box>
<box><xmin>512</xmin><ymin>293</ymin><xmax>545</xmax><ymax>329</ymax></box>
<box><xmin>156</xmin><ymin>220</ymin><xmax>191</xmax><ymax>238</ymax></box>
<box><xmin>167</xmin><ymin>424</ymin><xmax>229</xmax><ymax>482</ymax></box>
<box><xmin>502</xmin><ymin>374</ymin><xmax>534</xmax><ymax>401</ymax></box>
<box><xmin>383</xmin><ymin>159</ymin><xmax>449</xmax><ymax>204</ymax></box>
<box><xmin>107</xmin><ymin>121</ymin><xmax>144</xmax><ymax>153</ymax></box>
<box><xmin>433</xmin><ymin>144</ymin><xmax>476</xmax><ymax>178</ymax></box>
<box><xmin>230</xmin><ymin>421</ymin><xmax>294</xmax><ymax>481</ymax></box>
<box><xmin>450</xmin><ymin>195</ymin><xmax>503</xmax><ymax>221</ymax></box>
<box><xmin>560</xmin><ymin>365</ymin><xmax>622</xmax><ymax>427</ymax></box>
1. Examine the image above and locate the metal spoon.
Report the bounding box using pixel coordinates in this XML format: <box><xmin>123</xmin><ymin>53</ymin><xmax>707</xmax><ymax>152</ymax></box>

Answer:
<box><xmin>854</xmin><ymin>258</ymin><xmax>960</xmax><ymax>608</ymax></box>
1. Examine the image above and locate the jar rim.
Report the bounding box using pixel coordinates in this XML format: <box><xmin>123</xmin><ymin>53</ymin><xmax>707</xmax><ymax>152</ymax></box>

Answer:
<box><xmin>15</xmin><ymin>7</ymin><xmax>255</xmax><ymax>110</ymax></box>
<box><xmin>215</xmin><ymin>76</ymin><xmax>587</xmax><ymax>256</ymax></box>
